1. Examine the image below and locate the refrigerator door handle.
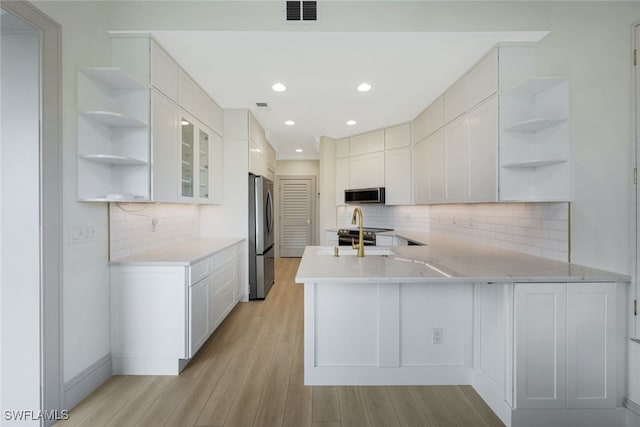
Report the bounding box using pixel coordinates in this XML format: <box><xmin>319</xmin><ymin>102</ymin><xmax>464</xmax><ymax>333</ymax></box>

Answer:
<box><xmin>266</xmin><ymin>189</ymin><xmax>274</xmax><ymax>235</ymax></box>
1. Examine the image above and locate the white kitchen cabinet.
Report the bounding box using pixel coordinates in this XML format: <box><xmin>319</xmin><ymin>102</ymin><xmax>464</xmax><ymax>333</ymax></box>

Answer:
<box><xmin>195</xmin><ymin>84</ymin><xmax>215</xmax><ymax>130</ymax></box>
<box><xmin>189</xmin><ymin>275</ymin><xmax>210</xmax><ymax>356</ymax></box>
<box><xmin>413</xmin><ymin>96</ymin><xmax>444</xmax><ymax>144</ymax></box>
<box><xmin>349</xmin><ymin>129</ymin><xmax>384</xmax><ymax>156</ymax></box>
<box><xmin>385</xmin><ymin>147</ymin><xmax>412</xmax><ymax>205</ymax></box>
<box><xmin>467</xmin><ymin>49</ymin><xmax>498</xmax><ymax>109</ymax></box>
<box><xmin>412</xmin><ymin>137</ymin><xmax>428</xmax><ymax>204</ymax></box>
<box><xmin>151</xmin><ymin>89</ymin><xmax>179</xmax><ymax>202</ymax></box>
<box><xmin>336</xmin><ymin>157</ymin><xmax>349</xmax><ymax>205</ymax></box>
<box><xmin>384</xmin><ymin>123</ymin><xmax>411</xmax><ymax>150</ymax></box>
<box><xmin>515</xmin><ymin>282</ymin><xmax>567</xmax><ymax>409</ymax></box>
<box><xmin>178</xmin><ymin>67</ymin><xmax>197</xmax><ymax>117</ymax></box>
<box><xmin>210</xmin><ymin>131</ymin><xmax>224</xmax><ymax>204</ymax></box>
<box><xmin>466</xmin><ymin>96</ymin><xmax>498</xmax><ymax>202</ymax></box>
<box><xmin>514</xmin><ymin>282</ymin><xmax>617</xmax><ymax>410</ymax></box>
<box><xmin>426</xmin><ymin>130</ymin><xmax>445</xmax><ymax>203</ymax></box>
<box><xmin>248</xmin><ymin>112</ymin><xmax>276</xmax><ymax>179</ymax></box>
<box><xmin>150</xmin><ymin>40</ymin><xmax>178</xmax><ymax>101</ymax></box>
<box><xmin>111</xmin><ymin>241</ymin><xmax>244</xmax><ymax>375</ymax></box>
<box><xmin>336</xmin><ymin>138</ymin><xmax>350</xmax><ymax>158</ymax></box>
<box><xmin>211</xmin><ymin>101</ymin><xmax>223</xmax><ymax>136</ymax></box>
<box><xmin>349</xmin><ymin>152</ymin><xmax>384</xmax><ymax>189</ymax></box>
<box><xmin>76</xmin><ymin>67</ymin><xmax>150</xmax><ymax>201</ymax></box>
<box><xmin>444</xmin><ymin>116</ymin><xmax>468</xmax><ymax>203</ymax></box>
<box><xmin>444</xmin><ymin>77</ymin><xmax>468</xmax><ymax>123</ymax></box>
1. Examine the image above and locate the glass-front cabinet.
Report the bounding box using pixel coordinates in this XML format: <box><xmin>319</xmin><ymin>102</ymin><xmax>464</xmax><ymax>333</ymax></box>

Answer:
<box><xmin>199</xmin><ymin>128</ymin><xmax>210</xmax><ymax>200</ymax></box>
<box><xmin>178</xmin><ymin>110</ymin><xmax>220</xmax><ymax>203</ymax></box>
<box><xmin>180</xmin><ymin>116</ymin><xmax>195</xmax><ymax>198</ymax></box>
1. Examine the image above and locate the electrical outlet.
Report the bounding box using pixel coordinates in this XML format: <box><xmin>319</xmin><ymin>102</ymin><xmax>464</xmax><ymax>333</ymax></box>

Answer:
<box><xmin>68</xmin><ymin>225</ymin><xmax>96</xmax><ymax>244</ymax></box>
<box><xmin>432</xmin><ymin>327</ymin><xmax>443</xmax><ymax>345</ymax></box>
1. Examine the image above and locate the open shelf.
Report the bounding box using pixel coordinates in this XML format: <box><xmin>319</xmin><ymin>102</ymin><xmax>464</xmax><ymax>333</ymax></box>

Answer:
<box><xmin>80</xmin><ymin>154</ymin><xmax>148</xmax><ymax>166</ymax></box>
<box><xmin>79</xmin><ymin>67</ymin><xmax>146</xmax><ymax>90</ymax></box>
<box><xmin>80</xmin><ymin>110</ymin><xmax>147</xmax><ymax>128</ymax></box>
<box><xmin>503</xmin><ymin>77</ymin><xmax>568</xmax><ymax>97</ymax></box>
<box><xmin>503</xmin><ymin>118</ymin><xmax>568</xmax><ymax>133</ymax></box>
<box><xmin>502</xmin><ymin>159</ymin><xmax>567</xmax><ymax>169</ymax></box>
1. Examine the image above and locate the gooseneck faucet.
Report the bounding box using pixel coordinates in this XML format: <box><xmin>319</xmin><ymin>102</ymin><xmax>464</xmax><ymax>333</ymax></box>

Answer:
<box><xmin>351</xmin><ymin>207</ymin><xmax>365</xmax><ymax>257</ymax></box>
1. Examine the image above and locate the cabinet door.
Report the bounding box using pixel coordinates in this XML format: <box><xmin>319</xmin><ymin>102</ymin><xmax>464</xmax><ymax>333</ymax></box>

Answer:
<box><xmin>151</xmin><ymin>90</ymin><xmax>179</xmax><ymax>202</ymax></box>
<box><xmin>566</xmin><ymin>283</ymin><xmax>616</xmax><ymax>409</ymax></box>
<box><xmin>180</xmin><ymin>112</ymin><xmax>197</xmax><ymax>201</ymax></box>
<box><xmin>427</xmin><ymin>130</ymin><xmax>445</xmax><ymax>203</ymax></box>
<box><xmin>195</xmin><ymin>87</ymin><xmax>214</xmax><ymax>129</ymax></box>
<box><xmin>467</xmin><ymin>97</ymin><xmax>498</xmax><ymax>202</ymax></box>
<box><xmin>367</xmin><ymin>152</ymin><xmax>385</xmax><ymax>187</ymax></box>
<box><xmin>385</xmin><ymin>148</ymin><xmax>411</xmax><ymax>205</ymax></box>
<box><xmin>412</xmin><ymin>138</ymin><xmax>428</xmax><ymax>204</ymax></box>
<box><xmin>350</xmin><ymin>130</ymin><xmax>384</xmax><ymax>156</ymax></box>
<box><xmin>385</xmin><ymin>123</ymin><xmax>411</xmax><ymax>150</ymax></box>
<box><xmin>189</xmin><ymin>276</ymin><xmax>210</xmax><ymax>357</ymax></box>
<box><xmin>413</xmin><ymin>96</ymin><xmax>444</xmax><ymax>143</ymax></box>
<box><xmin>198</xmin><ymin>125</ymin><xmax>212</xmax><ymax>203</ymax></box>
<box><xmin>211</xmin><ymin>101</ymin><xmax>223</xmax><ymax>136</ymax></box>
<box><xmin>444</xmin><ymin>78</ymin><xmax>467</xmax><ymax>123</ymax></box>
<box><xmin>444</xmin><ymin>118</ymin><xmax>467</xmax><ymax>203</ymax></box>
<box><xmin>349</xmin><ymin>155</ymin><xmax>367</xmax><ymax>189</ymax></box>
<box><xmin>336</xmin><ymin>138</ymin><xmax>350</xmax><ymax>158</ymax></box>
<box><xmin>515</xmin><ymin>283</ymin><xmax>566</xmax><ymax>409</ymax></box>
<box><xmin>467</xmin><ymin>49</ymin><xmax>498</xmax><ymax>109</ymax></box>
<box><xmin>210</xmin><ymin>131</ymin><xmax>224</xmax><ymax>204</ymax></box>
<box><xmin>178</xmin><ymin>68</ymin><xmax>197</xmax><ymax>116</ymax></box>
<box><xmin>336</xmin><ymin>157</ymin><xmax>349</xmax><ymax>205</ymax></box>
<box><xmin>150</xmin><ymin>40</ymin><xmax>178</xmax><ymax>101</ymax></box>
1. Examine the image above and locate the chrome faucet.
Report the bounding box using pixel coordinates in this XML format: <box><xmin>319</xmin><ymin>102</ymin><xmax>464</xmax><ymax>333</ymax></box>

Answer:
<box><xmin>351</xmin><ymin>207</ymin><xmax>365</xmax><ymax>257</ymax></box>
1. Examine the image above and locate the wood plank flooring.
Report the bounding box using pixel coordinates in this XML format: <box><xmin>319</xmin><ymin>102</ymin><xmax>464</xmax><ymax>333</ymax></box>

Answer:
<box><xmin>57</xmin><ymin>258</ymin><xmax>504</xmax><ymax>427</ymax></box>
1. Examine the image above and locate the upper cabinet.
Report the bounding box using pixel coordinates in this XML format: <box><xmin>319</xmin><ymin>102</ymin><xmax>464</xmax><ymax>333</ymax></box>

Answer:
<box><xmin>412</xmin><ymin>45</ymin><xmax>570</xmax><ymax>204</ymax></box>
<box><xmin>349</xmin><ymin>129</ymin><xmax>384</xmax><ymax>156</ymax></box>
<box><xmin>76</xmin><ymin>67</ymin><xmax>150</xmax><ymax>201</ymax></box>
<box><xmin>248</xmin><ymin>112</ymin><xmax>276</xmax><ymax>180</ymax></box>
<box><xmin>77</xmin><ymin>34</ymin><xmax>224</xmax><ymax>204</ymax></box>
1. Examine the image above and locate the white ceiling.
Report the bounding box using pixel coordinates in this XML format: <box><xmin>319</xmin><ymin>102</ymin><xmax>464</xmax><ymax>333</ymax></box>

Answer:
<box><xmin>153</xmin><ymin>31</ymin><xmax>548</xmax><ymax>159</ymax></box>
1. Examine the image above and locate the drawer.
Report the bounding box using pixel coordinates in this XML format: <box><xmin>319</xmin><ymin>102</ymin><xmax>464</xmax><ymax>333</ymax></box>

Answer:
<box><xmin>209</xmin><ymin>259</ymin><xmax>235</xmax><ymax>298</ymax></box>
<box><xmin>190</xmin><ymin>258</ymin><xmax>210</xmax><ymax>285</ymax></box>
<box><xmin>210</xmin><ymin>248</ymin><xmax>235</xmax><ymax>271</ymax></box>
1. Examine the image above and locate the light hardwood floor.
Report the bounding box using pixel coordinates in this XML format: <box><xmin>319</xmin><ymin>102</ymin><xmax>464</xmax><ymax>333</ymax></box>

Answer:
<box><xmin>57</xmin><ymin>258</ymin><xmax>504</xmax><ymax>427</ymax></box>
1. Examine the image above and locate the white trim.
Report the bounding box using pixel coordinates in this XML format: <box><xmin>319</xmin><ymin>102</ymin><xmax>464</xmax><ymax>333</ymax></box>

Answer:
<box><xmin>63</xmin><ymin>354</ymin><xmax>112</xmax><ymax>410</ymax></box>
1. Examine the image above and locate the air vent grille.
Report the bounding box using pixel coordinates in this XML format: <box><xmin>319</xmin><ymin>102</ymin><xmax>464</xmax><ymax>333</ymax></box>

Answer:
<box><xmin>286</xmin><ymin>1</ymin><xmax>317</xmax><ymax>22</ymax></box>
<box><xmin>256</xmin><ymin>102</ymin><xmax>270</xmax><ymax>110</ymax></box>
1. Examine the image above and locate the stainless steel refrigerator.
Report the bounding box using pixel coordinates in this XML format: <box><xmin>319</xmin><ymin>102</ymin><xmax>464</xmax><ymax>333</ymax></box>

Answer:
<box><xmin>248</xmin><ymin>174</ymin><xmax>275</xmax><ymax>299</ymax></box>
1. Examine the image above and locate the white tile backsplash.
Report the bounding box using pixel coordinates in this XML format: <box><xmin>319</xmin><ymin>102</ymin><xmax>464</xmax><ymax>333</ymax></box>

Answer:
<box><xmin>109</xmin><ymin>203</ymin><xmax>200</xmax><ymax>260</ymax></box>
<box><xmin>429</xmin><ymin>202</ymin><xmax>569</xmax><ymax>261</ymax></box>
<box><xmin>336</xmin><ymin>202</ymin><xmax>569</xmax><ymax>261</ymax></box>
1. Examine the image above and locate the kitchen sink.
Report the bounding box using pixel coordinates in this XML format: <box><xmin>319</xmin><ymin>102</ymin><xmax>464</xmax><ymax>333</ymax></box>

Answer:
<box><xmin>315</xmin><ymin>246</ymin><xmax>398</xmax><ymax>257</ymax></box>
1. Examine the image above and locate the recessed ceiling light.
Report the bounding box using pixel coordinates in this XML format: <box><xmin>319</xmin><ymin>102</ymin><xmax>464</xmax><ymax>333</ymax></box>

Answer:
<box><xmin>357</xmin><ymin>83</ymin><xmax>372</xmax><ymax>92</ymax></box>
<box><xmin>296</xmin><ymin>148</ymin><xmax>303</xmax><ymax>153</ymax></box>
<box><xmin>284</xmin><ymin>120</ymin><xmax>295</xmax><ymax>126</ymax></box>
<box><xmin>346</xmin><ymin>120</ymin><xmax>357</xmax><ymax>126</ymax></box>
<box><xmin>272</xmin><ymin>83</ymin><xmax>287</xmax><ymax>92</ymax></box>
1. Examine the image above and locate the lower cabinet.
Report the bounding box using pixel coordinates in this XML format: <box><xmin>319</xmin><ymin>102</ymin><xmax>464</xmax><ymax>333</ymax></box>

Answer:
<box><xmin>111</xmin><ymin>241</ymin><xmax>244</xmax><ymax>375</ymax></box>
<box><xmin>473</xmin><ymin>281</ymin><xmax>620</xmax><ymax>426</ymax></box>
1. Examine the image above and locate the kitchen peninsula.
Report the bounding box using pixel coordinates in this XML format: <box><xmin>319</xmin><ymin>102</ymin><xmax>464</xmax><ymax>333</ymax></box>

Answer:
<box><xmin>295</xmin><ymin>234</ymin><xmax>631</xmax><ymax>427</ymax></box>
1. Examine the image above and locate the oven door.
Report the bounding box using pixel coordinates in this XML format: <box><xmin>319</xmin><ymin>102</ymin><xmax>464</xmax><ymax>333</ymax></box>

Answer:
<box><xmin>338</xmin><ymin>235</ymin><xmax>375</xmax><ymax>246</ymax></box>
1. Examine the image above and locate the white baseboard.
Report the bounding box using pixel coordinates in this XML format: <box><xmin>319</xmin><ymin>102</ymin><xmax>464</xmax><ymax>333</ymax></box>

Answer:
<box><xmin>63</xmin><ymin>353</ymin><xmax>112</xmax><ymax>410</ymax></box>
<box><xmin>511</xmin><ymin>408</ymin><xmax>626</xmax><ymax>427</ymax></box>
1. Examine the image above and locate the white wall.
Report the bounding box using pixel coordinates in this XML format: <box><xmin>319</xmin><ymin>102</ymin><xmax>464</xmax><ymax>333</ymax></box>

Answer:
<box><xmin>29</xmin><ymin>1</ymin><xmax>114</xmax><ymax>403</ymax></box>
<box><xmin>1</xmin><ymin>29</ymin><xmax>41</xmax><ymax>427</ymax></box>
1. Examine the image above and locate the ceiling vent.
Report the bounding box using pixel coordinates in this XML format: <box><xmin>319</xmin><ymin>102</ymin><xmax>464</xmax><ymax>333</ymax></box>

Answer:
<box><xmin>256</xmin><ymin>102</ymin><xmax>270</xmax><ymax>110</ymax></box>
<box><xmin>286</xmin><ymin>1</ymin><xmax>317</xmax><ymax>22</ymax></box>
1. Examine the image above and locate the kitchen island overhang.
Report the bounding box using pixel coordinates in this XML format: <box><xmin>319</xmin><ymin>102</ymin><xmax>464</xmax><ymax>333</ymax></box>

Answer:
<box><xmin>295</xmin><ymin>240</ymin><xmax>631</xmax><ymax>427</ymax></box>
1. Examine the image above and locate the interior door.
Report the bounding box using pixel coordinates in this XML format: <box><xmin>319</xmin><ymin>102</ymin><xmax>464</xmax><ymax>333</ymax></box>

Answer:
<box><xmin>279</xmin><ymin>177</ymin><xmax>313</xmax><ymax>257</ymax></box>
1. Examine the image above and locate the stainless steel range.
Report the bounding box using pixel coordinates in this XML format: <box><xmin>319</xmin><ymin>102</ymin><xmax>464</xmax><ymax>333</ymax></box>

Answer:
<box><xmin>337</xmin><ymin>227</ymin><xmax>393</xmax><ymax>246</ymax></box>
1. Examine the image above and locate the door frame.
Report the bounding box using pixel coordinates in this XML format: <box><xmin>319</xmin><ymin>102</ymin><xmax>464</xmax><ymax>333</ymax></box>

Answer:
<box><xmin>275</xmin><ymin>175</ymin><xmax>317</xmax><ymax>258</ymax></box>
<box><xmin>1</xmin><ymin>0</ymin><xmax>63</xmax><ymax>422</ymax></box>
<box><xmin>633</xmin><ymin>22</ymin><xmax>640</xmax><ymax>340</ymax></box>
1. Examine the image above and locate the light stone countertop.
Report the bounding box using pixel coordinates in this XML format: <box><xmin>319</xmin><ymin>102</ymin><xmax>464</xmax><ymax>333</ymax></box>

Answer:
<box><xmin>109</xmin><ymin>238</ymin><xmax>244</xmax><ymax>266</ymax></box>
<box><xmin>295</xmin><ymin>233</ymin><xmax>631</xmax><ymax>284</ymax></box>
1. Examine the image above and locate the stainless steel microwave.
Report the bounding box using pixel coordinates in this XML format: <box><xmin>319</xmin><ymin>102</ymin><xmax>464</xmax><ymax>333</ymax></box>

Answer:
<box><xmin>344</xmin><ymin>187</ymin><xmax>385</xmax><ymax>204</ymax></box>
